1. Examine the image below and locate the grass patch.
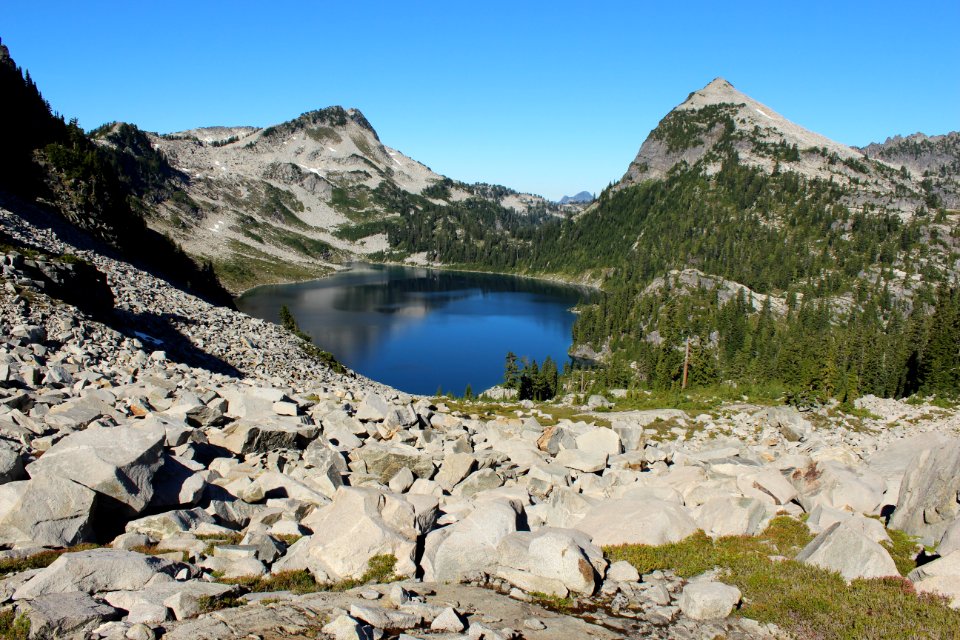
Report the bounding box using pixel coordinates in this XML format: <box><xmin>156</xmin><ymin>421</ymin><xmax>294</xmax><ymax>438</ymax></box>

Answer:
<box><xmin>528</xmin><ymin>591</ymin><xmax>574</xmax><ymax>613</ymax></box>
<box><xmin>219</xmin><ymin>555</ymin><xmax>400</xmax><ymax>595</ymax></box>
<box><xmin>351</xmin><ymin>134</ymin><xmax>375</xmax><ymax>159</ymax></box>
<box><xmin>836</xmin><ymin>404</ymin><xmax>882</xmax><ymax>421</ymax></box>
<box><xmin>0</xmin><ymin>610</ymin><xmax>29</xmax><ymax>640</ymax></box>
<box><xmin>196</xmin><ymin>594</ymin><xmax>244</xmax><ymax>614</ymax></box>
<box><xmin>212</xmin><ymin>241</ymin><xmax>330</xmax><ymax>292</ymax></box>
<box><xmin>130</xmin><ymin>545</ymin><xmax>188</xmax><ymax>561</ymax></box>
<box><xmin>220</xmin><ymin>569</ymin><xmax>322</xmax><ymax>594</ymax></box>
<box><xmin>0</xmin><ymin>544</ymin><xmax>99</xmax><ymax>576</ymax></box>
<box><xmin>306</xmin><ymin>126</ymin><xmax>342</xmax><ymax>144</ymax></box>
<box><xmin>610</xmin><ymin>383</ymin><xmax>788</xmax><ymax>412</ymax></box>
<box><xmin>883</xmin><ymin>528</ymin><xmax>921</xmax><ymax>576</ymax></box>
<box><xmin>606</xmin><ymin>517</ymin><xmax>959</xmax><ymax>639</ymax></box>
<box><xmin>197</xmin><ymin>532</ymin><xmax>244</xmax><ymax>544</ymax></box>
<box><xmin>438</xmin><ymin>399</ymin><xmax>612</xmax><ymax>428</ymax></box>
<box><xmin>197</xmin><ymin>532</ymin><xmax>244</xmax><ymax>557</ymax></box>
<box><xmin>333</xmin><ymin>219</ymin><xmax>394</xmax><ymax>242</ymax></box>
<box><xmin>330</xmin><ymin>186</ymin><xmax>382</xmax><ymax>222</ymax></box>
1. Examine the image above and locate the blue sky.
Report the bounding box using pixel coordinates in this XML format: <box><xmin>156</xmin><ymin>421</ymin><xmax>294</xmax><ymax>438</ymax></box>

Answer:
<box><xmin>2</xmin><ymin>1</ymin><xmax>957</xmax><ymax>200</ymax></box>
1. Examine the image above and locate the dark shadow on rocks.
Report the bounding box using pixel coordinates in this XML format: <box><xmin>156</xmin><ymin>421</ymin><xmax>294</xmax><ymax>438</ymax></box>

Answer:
<box><xmin>108</xmin><ymin>308</ymin><xmax>243</xmax><ymax>378</ymax></box>
<box><xmin>90</xmin><ymin>493</ymin><xmax>143</xmax><ymax>544</ymax></box>
<box><xmin>0</xmin><ymin>191</ymin><xmax>235</xmax><ymax>309</ymax></box>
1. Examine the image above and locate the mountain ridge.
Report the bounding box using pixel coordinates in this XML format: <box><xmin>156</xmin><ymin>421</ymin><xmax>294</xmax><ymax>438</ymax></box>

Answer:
<box><xmin>93</xmin><ymin>106</ymin><xmax>563</xmax><ymax>291</ymax></box>
<box><xmin>617</xmin><ymin>77</ymin><xmax>958</xmax><ymax>216</ymax></box>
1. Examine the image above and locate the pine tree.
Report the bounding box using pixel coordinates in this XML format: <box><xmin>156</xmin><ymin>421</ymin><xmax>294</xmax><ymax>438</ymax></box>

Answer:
<box><xmin>503</xmin><ymin>351</ymin><xmax>520</xmax><ymax>389</ymax></box>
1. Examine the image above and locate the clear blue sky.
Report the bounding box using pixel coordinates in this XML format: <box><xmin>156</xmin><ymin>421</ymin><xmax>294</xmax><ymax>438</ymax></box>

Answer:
<box><xmin>2</xmin><ymin>0</ymin><xmax>957</xmax><ymax>200</ymax></box>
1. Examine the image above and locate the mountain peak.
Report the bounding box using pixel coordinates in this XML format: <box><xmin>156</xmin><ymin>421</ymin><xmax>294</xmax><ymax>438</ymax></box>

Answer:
<box><xmin>618</xmin><ymin>77</ymin><xmax>864</xmax><ymax>190</ymax></box>
<box><xmin>680</xmin><ymin>77</ymin><xmax>752</xmax><ymax>111</ymax></box>
<box><xmin>705</xmin><ymin>77</ymin><xmax>734</xmax><ymax>91</ymax></box>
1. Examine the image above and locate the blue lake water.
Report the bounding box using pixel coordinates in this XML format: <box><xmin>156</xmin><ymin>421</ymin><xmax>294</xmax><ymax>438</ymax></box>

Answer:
<box><xmin>235</xmin><ymin>263</ymin><xmax>594</xmax><ymax>395</ymax></box>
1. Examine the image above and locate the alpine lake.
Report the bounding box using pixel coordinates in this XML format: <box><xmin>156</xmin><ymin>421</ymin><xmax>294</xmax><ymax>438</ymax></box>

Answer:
<box><xmin>236</xmin><ymin>263</ymin><xmax>595</xmax><ymax>396</ymax></box>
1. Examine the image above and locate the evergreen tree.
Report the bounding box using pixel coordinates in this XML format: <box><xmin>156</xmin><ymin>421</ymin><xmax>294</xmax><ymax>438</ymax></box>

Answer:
<box><xmin>503</xmin><ymin>351</ymin><xmax>520</xmax><ymax>389</ymax></box>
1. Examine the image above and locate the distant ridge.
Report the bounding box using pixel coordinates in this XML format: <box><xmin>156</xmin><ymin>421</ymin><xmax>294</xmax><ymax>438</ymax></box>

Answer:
<box><xmin>559</xmin><ymin>191</ymin><xmax>594</xmax><ymax>204</ymax></box>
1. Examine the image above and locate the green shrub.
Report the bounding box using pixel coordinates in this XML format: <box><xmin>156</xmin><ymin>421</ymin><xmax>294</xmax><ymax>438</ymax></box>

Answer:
<box><xmin>606</xmin><ymin>518</ymin><xmax>960</xmax><ymax>639</ymax></box>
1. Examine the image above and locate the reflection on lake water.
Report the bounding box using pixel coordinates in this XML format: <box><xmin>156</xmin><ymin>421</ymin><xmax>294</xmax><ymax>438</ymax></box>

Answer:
<box><xmin>236</xmin><ymin>263</ymin><xmax>594</xmax><ymax>395</ymax></box>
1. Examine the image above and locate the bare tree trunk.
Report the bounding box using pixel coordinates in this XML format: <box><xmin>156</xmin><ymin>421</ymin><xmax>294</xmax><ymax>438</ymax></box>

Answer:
<box><xmin>681</xmin><ymin>337</ymin><xmax>691</xmax><ymax>390</ymax></box>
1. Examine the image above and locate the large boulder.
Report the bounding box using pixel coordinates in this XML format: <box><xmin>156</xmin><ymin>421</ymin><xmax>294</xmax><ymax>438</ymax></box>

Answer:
<box><xmin>908</xmin><ymin>550</ymin><xmax>960</xmax><ymax>609</ymax></box>
<box><xmin>890</xmin><ymin>439</ymin><xmax>960</xmax><ymax>544</ymax></box>
<box><xmin>575</xmin><ymin>428</ymin><xmax>622</xmax><ymax>457</ymax></box>
<box><xmin>352</xmin><ymin>442</ymin><xmax>435</xmax><ymax>483</ymax></box>
<box><xmin>795</xmin><ymin>521</ymin><xmax>898</xmax><ymax>581</ymax></box>
<box><xmin>695</xmin><ymin>496</ymin><xmax>774</xmax><ymax>538</ymax></box>
<box><xmin>574</xmin><ymin>498</ymin><xmax>697</xmax><ymax>547</ymax></box>
<box><xmin>555</xmin><ymin>448</ymin><xmax>607</xmax><ymax>473</ymax></box>
<box><xmin>283</xmin><ymin>487</ymin><xmax>419</xmax><ymax>580</ymax></box>
<box><xmin>125</xmin><ymin>507</ymin><xmax>217</xmax><ymax>538</ymax></box>
<box><xmin>208</xmin><ymin>419</ymin><xmax>319</xmax><ymax>455</ymax></box>
<box><xmin>434</xmin><ymin>453</ymin><xmax>477</xmax><ymax>492</ymax></box>
<box><xmin>790</xmin><ymin>461</ymin><xmax>885</xmax><ymax>515</ymax></box>
<box><xmin>938</xmin><ymin>518</ymin><xmax>960</xmax><ymax>557</ymax></box>
<box><xmin>26</xmin><ymin>422</ymin><xmax>166</xmax><ymax>514</ymax></box>
<box><xmin>0</xmin><ymin>441</ymin><xmax>26</xmax><ymax>484</ymax></box>
<box><xmin>867</xmin><ymin>432</ymin><xmax>952</xmax><ymax>483</ymax></box>
<box><xmin>736</xmin><ymin>468</ymin><xmax>797</xmax><ymax>506</ymax></box>
<box><xmin>0</xmin><ymin>476</ymin><xmax>97</xmax><ymax>546</ymax></box>
<box><xmin>678</xmin><ymin>581</ymin><xmax>741</xmax><ymax>620</ymax></box>
<box><xmin>764</xmin><ymin>406</ymin><xmax>812</xmax><ymax>442</ymax></box>
<box><xmin>16</xmin><ymin>591</ymin><xmax>119</xmax><ymax>638</ymax></box>
<box><xmin>219</xmin><ymin>386</ymin><xmax>290</xmax><ymax>419</ymax></box>
<box><xmin>13</xmin><ymin>548</ymin><xmax>180</xmax><ymax>599</ymax></box>
<box><xmin>422</xmin><ymin>499</ymin><xmax>523</xmax><ymax>582</ymax></box>
<box><xmin>495</xmin><ymin>527</ymin><xmax>607</xmax><ymax>596</ymax></box>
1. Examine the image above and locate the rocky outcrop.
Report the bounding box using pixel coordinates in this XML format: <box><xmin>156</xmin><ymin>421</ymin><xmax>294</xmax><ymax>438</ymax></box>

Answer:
<box><xmin>890</xmin><ymin>439</ymin><xmax>960</xmax><ymax>544</ymax></box>
<box><xmin>616</xmin><ymin>78</ymin><xmax>945</xmax><ymax>217</ymax></box>
<box><xmin>0</xmin><ymin>200</ymin><xmax>957</xmax><ymax>638</ymax></box>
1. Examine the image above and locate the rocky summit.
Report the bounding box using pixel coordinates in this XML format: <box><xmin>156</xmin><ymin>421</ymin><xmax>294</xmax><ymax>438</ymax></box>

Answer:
<box><xmin>617</xmin><ymin>78</ymin><xmax>959</xmax><ymax>216</ymax></box>
<box><xmin>0</xmin><ymin>194</ymin><xmax>958</xmax><ymax>639</ymax></box>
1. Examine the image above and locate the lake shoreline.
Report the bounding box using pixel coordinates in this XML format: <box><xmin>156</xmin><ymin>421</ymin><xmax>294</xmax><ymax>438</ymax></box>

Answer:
<box><xmin>234</xmin><ymin>260</ymin><xmax>604</xmax><ymax>300</ymax></box>
<box><xmin>235</xmin><ymin>263</ymin><xmax>593</xmax><ymax>395</ymax></box>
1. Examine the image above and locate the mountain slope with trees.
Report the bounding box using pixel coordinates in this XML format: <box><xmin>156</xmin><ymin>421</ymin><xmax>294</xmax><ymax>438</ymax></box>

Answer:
<box><xmin>380</xmin><ymin>79</ymin><xmax>960</xmax><ymax>402</ymax></box>
<box><xmin>93</xmin><ymin>109</ymin><xmax>563</xmax><ymax>291</ymax></box>
<box><xmin>0</xmin><ymin>38</ymin><xmax>232</xmax><ymax>306</ymax></box>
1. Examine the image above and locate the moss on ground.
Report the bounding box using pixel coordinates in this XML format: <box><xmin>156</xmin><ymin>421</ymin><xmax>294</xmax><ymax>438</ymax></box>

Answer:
<box><xmin>0</xmin><ymin>544</ymin><xmax>99</xmax><ymax>576</ymax></box>
<box><xmin>218</xmin><ymin>554</ymin><xmax>400</xmax><ymax>595</ymax></box>
<box><xmin>0</xmin><ymin>610</ymin><xmax>29</xmax><ymax>640</ymax></box>
<box><xmin>606</xmin><ymin>517</ymin><xmax>959</xmax><ymax>640</ymax></box>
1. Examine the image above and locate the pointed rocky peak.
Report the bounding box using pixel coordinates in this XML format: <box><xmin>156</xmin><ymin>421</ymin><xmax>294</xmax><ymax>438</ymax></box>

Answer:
<box><xmin>679</xmin><ymin>77</ymin><xmax>754</xmax><ymax>111</ymax></box>
<box><xmin>617</xmin><ymin>77</ymin><xmax>868</xmax><ymax>191</ymax></box>
<box><xmin>345</xmin><ymin>108</ymin><xmax>380</xmax><ymax>140</ymax></box>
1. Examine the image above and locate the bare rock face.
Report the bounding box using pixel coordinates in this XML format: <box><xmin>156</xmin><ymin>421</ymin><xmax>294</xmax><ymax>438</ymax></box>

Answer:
<box><xmin>422</xmin><ymin>500</ymin><xmax>523</xmax><ymax>582</ymax></box>
<box><xmin>13</xmin><ymin>548</ymin><xmax>180</xmax><ymax>599</ymax></box>
<box><xmin>573</xmin><ymin>498</ymin><xmax>697</xmax><ymax>547</ymax></box>
<box><xmin>285</xmin><ymin>486</ymin><xmax>420</xmax><ymax>580</ymax></box>
<box><xmin>938</xmin><ymin>518</ymin><xmax>960</xmax><ymax>557</ymax></box>
<box><xmin>795</xmin><ymin>521</ymin><xmax>899</xmax><ymax>581</ymax></box>
<box><xmin>890</xmin><ymin>439</ymin><xmax>960</xmax><ymax>544</ymax></box>
<box><xmin>678</xmin><ymin>581</ymin><xmax>742</xmax><ymax>620</ymax></box>
<box><xmin>26</xmin><ymin>422</ymin><xmax>167</xmax><ymax>515</ymax></box>
<box><xmin>908</xmin><ymin>550</ymin><xmax>960</xmax><ymax>609</ymax></box>
<box><xmin>16</xmin><ymin>591</ymin><xmax>120</xmax><ymax>638</ymax></box>
<box><xmin>495</xmin><ymin>527</ymin><xmax>607</xmax><ymax>596</ymax></box>
<box><xmin>0</xmin><ymin>476</ymin><xmax>97</xmax><ymax>547</ymax></box>
<box><xmin>616</xmin><ymin>77</ymin><xmax>946</xmax><ymax>217</ymax></box>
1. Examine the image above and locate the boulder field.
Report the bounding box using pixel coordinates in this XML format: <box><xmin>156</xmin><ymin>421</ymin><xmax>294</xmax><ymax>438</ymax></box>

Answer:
<box><xmin>0</xmin><ymin>203</ymin><xmax>959</xmax><ymax>639</ymax></box>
